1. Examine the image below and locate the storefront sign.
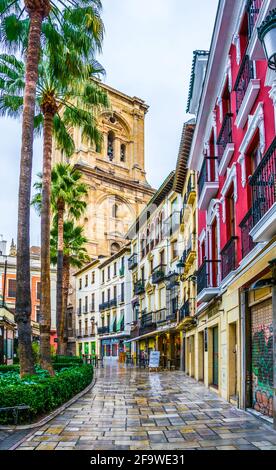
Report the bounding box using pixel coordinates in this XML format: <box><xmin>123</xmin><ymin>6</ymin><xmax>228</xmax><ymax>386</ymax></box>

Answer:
<box><xmin>149</xmin><ymin>351</ymin><xmax>160</xmax><ymax>368</ymax></box>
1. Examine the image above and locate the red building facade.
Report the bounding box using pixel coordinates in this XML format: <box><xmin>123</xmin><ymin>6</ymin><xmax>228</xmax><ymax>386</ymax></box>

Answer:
<box><xmin>186</xmin><ymin>0</ymin><xmax>276</xmax><ymax>425</ymax></box>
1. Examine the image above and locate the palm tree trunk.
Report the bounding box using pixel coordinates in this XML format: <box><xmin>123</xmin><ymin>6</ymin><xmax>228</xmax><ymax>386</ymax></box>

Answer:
<box><xmin>16</xmin><ymin>8</ymin><xmax>45</xmax><ymax>377</ymax></box>
<box><xmin>56</xmin><ymin>201</ymin><xmax>64</xmax><ymax>355</ymax></box>
<box><xmin>40</xmin><ymin>111</ymin><xmax>55</xmax><ymax>374</ymax></box>
<box><xmin>61</xmin><ymin>256</ymin><xmax>70</xmax><ymax>355</ymax></box>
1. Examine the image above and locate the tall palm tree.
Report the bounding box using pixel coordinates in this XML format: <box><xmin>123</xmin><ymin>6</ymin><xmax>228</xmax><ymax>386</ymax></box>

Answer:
<box><xmin>0</xmin><ymin>0</ymin><xmax>104</xmax><ymax>376</ymax></box>
<box><xmin>0</xmin><ymin>52</ymin><xmax>108</xmax><ymax>371</ymax></box>
<box><xmin>33</xmin><ymin>164</ymin><xmax>88</xmax><ymax>354</ymax></box>
<box><xmin>50</xmin><ymin>221</ymin><xmax>90</xmax><ymax>353</ymax></box>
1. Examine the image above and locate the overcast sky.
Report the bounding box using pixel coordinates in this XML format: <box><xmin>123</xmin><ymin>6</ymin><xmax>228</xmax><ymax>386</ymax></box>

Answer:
<box><xmin>0</xmin><ymin>0</ymin><xmax>218</xmax><ymax>248</ymax></box>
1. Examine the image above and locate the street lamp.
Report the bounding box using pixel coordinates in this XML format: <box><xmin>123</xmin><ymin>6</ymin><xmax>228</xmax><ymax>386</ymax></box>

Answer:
<box><xmin>258</xmin><ymin>9</ymin><xmax>276</xmax><ymax>71</ymax></box>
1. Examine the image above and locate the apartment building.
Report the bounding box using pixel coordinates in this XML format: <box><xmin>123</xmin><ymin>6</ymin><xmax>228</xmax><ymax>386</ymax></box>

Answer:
<box><xmin>126</xmin><ymin>172</ymin><xmax>183</xmax><ymax>368</ymax></box>
<box><xmin>75</xmin><ymin>259</ymin><xmax>102</xmax><ymax>357</ymax></box>
<box><xmin>98</xmin><ymin>246</ymin><xmax>132</xmax><ymax>359</ymax></box>
<box><xmin>187</xmin><ymin>0</ymin><xmax>276</xmax><ymax>423</ymax></box>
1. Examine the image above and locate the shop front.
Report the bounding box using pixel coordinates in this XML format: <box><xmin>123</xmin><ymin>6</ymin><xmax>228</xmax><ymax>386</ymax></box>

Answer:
<box><xmin>0</xmin><ymin>307</ymin><xmax>16</xmax><ymax>365</ymax></box>
<box><xmin>101</xmin><ymin>337</ymin><xmax>126</xmax><ymax>359</ymax></box>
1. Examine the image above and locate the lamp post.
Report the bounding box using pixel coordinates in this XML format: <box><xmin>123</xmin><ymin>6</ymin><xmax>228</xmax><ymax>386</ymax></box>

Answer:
<box><xmin>258</xmin><ymin>9</ymin><xmax>276</xmax><ymax>71</ymax></box>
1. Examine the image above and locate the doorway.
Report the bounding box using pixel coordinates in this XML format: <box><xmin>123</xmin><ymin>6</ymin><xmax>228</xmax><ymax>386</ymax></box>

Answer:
<box><xmin>229</xmin><ymin>322</ymin><xmax>238</xmax><ymax>400</ymax></box>
<box><xmin>213</xmin><ymin>326</ymin><xmax>219</xmax><ymax>387</ymax></box>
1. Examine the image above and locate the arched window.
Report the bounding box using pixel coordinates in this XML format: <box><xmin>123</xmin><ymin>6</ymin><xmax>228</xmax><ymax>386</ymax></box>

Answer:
<box><xmin>112</xmin><ymin>204</ymin><xmax>118</xmax><ymax>219</ymax></box>
<box><xmin>111</xmin><ymin>242</ymin><xmax>120</xmax><ymax>255</ymax></box>
<box><xmin>120</xmin><ymin>144</ymin><xmax>126</xmax><ymax>162</ymax></box>
<box><xmin>107</xmin><ymin>131</ymin><xmax>115</xmax><ymax>161</ymax></box>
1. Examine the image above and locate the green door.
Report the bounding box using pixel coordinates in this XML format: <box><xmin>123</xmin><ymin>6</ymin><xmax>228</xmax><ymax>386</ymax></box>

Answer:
<box><xmin>213</xmin><ymin>326</ymin><xmax>219</xmax><ymax>387</ymax></box>
<box><xmin>91</xmin><ymin>341</ymin><xmax>96</xmax><ymax>357</ymax></box>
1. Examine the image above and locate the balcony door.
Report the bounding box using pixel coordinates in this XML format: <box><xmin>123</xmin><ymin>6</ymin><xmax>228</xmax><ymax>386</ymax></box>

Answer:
<box><xmin>211</xmin><ymin>219</ymin><xmax>218</xmax><ymax>287</ymax></box>
<box><xmin>213</xmin><ymin>326</ymin><xmax>219</xmax><ymax>387</ymax></box>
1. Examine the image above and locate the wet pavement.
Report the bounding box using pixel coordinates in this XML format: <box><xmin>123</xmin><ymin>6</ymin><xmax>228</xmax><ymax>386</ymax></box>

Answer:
<box><xmin>11</xmin><ymin>362</ymin><xmax>276</xmax><ymax>450</ymax></box>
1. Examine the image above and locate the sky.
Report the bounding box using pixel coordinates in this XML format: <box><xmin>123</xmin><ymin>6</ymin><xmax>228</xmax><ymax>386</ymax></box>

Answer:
<box><xmin>0</xmin><ymin>0</ymin><xmax>218</xmax><ymax>248</ymax></box>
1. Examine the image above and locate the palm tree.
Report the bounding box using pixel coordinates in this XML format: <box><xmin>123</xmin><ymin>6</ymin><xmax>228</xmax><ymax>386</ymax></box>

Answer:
<box><xmin>0</xmin><ymin>0</ymin><xmax>104</xmax><ymax>376</ymax></box>
<box><xmin>33</xmin><ymin>164</ymin><xmax>88</xmax><ymax>354</ymax></box>
<box><xmin>50</xmin><ymin>221</ymin><xmax>90</xmax><ymax>353</ymax></box>
<box><xmin>0</xmin><ymin>52</ymin><xmax>108</xmax><ymax>371</ymax></box>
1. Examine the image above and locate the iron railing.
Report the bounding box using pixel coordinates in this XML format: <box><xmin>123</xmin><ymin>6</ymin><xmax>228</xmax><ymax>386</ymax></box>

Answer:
<box><xmin>110</xmin><ymin>298</ymin><xmax>117</xmax><ymax>308</ymax></box>
<box><xmin>198</xmin><ymin>157</ymin><xmax>218</xmax><ymax>196</ymax></box>
<box><xmin>140</xmin><ymin>311</ymin><xmax>156</xmax><ymax>333</ymax></box>
<box><xmin>134</xmin><ymin>280</ymin><xmax>145</xmax><ymax>295</ymax></box>
<box><xmin>250</xmin><ymin>137</ymin><xmax>276</xmax><ymax>227</ymax></box>
<box><xmin>98</xmin><ymin>326</ymin><xmax>110</xmax><ymax>335</ymax></box>
<box><xmin>234</xmin><ymin>55</ymin><xmax>254</xmax><ymax>113</ymax></box>
<box><xmin>217</xmin><ymin>113</ymin><xmax>233</xmax><ymax>162</ymax></box>
<box><xmin>239</xmin><ymin>208</ymin><xmax>256</xmax><ymax>258</ymax></box>
<box><xmin>152</xmin><ymin>264</ymin><xmax>166</xmax><ymax>284</ymax></box>
<box><xmin>247</xmin><ymin>0</ymin><xmax>263</xmax><ymax>39</ymax></box>
<box><xmin>179</xmin><ymin>299</ymin><xmax>195</xmax><ymax>320</ymax></box>
<box><xmin>128</xmin><ymin>253</ymin><xmax>138</xmax><ymax>270</ymax></box>
<box><xmin>99</xmin><ymin>301</ymin><xmax>110</xmax><ymax>311</ymax></box>
<box><xmin>197</xmin><ymin>259</ymin><xmax>221</xmax><ymax>295</ymax></box>
<box><xmin>221</xmin><ymin>236</ymin><xmax>238</xmax><ymax>279</ymax></box>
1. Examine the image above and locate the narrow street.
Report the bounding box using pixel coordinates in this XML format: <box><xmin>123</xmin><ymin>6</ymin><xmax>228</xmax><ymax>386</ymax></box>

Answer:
<box><xmin>14</xmin><ymin>362</ymin><xmax>276</xmax><ymax>451</ymax></box>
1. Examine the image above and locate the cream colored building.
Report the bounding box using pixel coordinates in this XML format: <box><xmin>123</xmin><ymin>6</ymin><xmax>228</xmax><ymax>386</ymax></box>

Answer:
<box><xmin>52</xmin><ymin>82</ymin><xmax>155</xmax><ymax>258</ymax></box>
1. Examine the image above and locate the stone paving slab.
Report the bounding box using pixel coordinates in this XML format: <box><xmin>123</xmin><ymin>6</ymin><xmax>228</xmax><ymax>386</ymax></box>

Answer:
<box><xmin>4</xmin><ymin>363</ymin><xmax>276</xmax><ymax>451</ymax></box>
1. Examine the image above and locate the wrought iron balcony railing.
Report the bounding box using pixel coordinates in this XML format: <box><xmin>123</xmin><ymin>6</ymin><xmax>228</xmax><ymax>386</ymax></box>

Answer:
<box><xmin>250</xmin><ymin>137</ymin><xmax>276</xmax><ymax>227</ymax></box>
<box><xmin>179</xmin><ymin>299</ymin><xmax>195</xmax><ymax>320</ymax></box>
<box><xmin>217</xmin><ymin>113</ymin><xmax>233</xmax><ymax>162</ymax></box>
<box><xmin>239</xmin><ymin>208</ymin><xmax>256</xmax><ymax>258</ymax></box>
<box><xmin>99</xmin><ymin>301</ymin><xmax>110</xmax><ymax>311</ymax></box>
<box><xmin>140</xmin><ymin>311</ymin><xmax>156</xmax><ymax>333</ymax></box>
<box><xmin>155</xmin><ymin>308</ymin><xmax>167</xmax><ymax>324</ymax></box>
<box><xmin>110</xmin><ymin>298</ymin><xmax>117</xmax><ymax>308</ymax></box>
<box><xmin>128</xmin><ymin>253</ymin><xmax>138</xmax><ymax>270</ymax></box>
<box><xmin>198</xmin><ymin>157</ymin><xmax>218</xmax><ymax>196</ymax></box>
<box><xmin>197</xmin><ymin>259</ymin><xmax>221</xmax><ymax>295</ymax></box>
<box><xmin>247</xmin><ymin>0</ymin><xmax>263</xmax><ymax>39</ymax></box>
<box><xmin>165</xmin><ymin>272</ymin><xmax>179</xmax><ymax>290</ymax></box>
<box><xmin>234</xmin><ymin>55</ymin><xmax>255</xmax><ymax>114</ymax></box>
<box><xmin>221</xmin><ymin>236</ymin><xmax>238</xmax><ymax>279</ymax></box>
<box><xmin>134</xmin><ymin>280</ymin><xmax>145</xmax><ymax>295</ymax></box>
<box><xmin>152</xmin><ymin>264</ymin><xmax>166</xmax><ymax>284</ymax></box>
<box><xmin>98</xmin><ymin>326</ymin><xmax>110</xmax><ymax>335</ymax></box>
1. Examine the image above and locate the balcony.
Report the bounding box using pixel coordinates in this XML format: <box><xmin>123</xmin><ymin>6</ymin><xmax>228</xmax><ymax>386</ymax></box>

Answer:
<box><xmin>239</xmin><ymin>208</ymin><xmax>256</xmax><ymax>259</ymax></box>
<box><xmin>98</xmin><ymin>326</ymin><xmax>110</xmax><ymax>335</ymax></box>
<box><xmin>165</xmin><ymin>272</ymin><xmax>179</xmax><ymax>290</ymax></box>
<box><xmin>110</xmin><ymin>298</ymin><xmax>117</xmax><ymax>308</ymax></box>
<box><xmin>99</xmin><ymin>301</ymin><xmax>110</xmax><ymax>311</ymax></box>
<box><xmin>151</xmin><ymin>265</ymin><xmax>166</xmax><ymax>284</ymax></box>
<box><xmin>197</xmin><ymin>260</ymin><xmax>221</xmax><ymax>303</ymax></box>
<box><xmin>186</xmin><ymin>173</ymin><xmax>196</xmax><ymax>205</ymax></box>
<box><xmin>155</xmin><ymin>308</ymin><xmax>167</xmax><ymax>324</ymax></box>
<box><xmin>134</xmin><ymin>280</ymin><xmax>145</xmax><ymax>295</ymax></box>
<box><xmin>217</xmin><ymin>113</ymin><xmax>235</xmax><ymax>175</ymax></box>
<box><xmin>221</xmin><ymin>236</ymin><xmax>238</xmax><ymax>280</ymax></box>
<box><xmin>234</xmin><ymin>55</ymin><xmax>260</xmax><ymax>129</ymax></box>
<box><xmin>179</xmin><ymin>299</ymin><xmax>195</xmax><ymax>321</ymax></box>
<box><xmin>198</xmin><ymin>158</ymin><xmax>219</xmax><ymax>210</ymax></box>
<box><xmin>164</xmin><ymin>211</ymin><xmax>180</xmax><ymax>237</ymax></box>
<box><xmin>128</xmin><ymin>253</ymin><xmax>138</xmax><ymax>270</ymax></box>
<box><xmin>140</xmin><ymin>311</ymin><xmax>156</xmax><ymax>334</ymax></box>
<box><xmin>250</xmin><ymin>138</ymin><xmax>276</xmax><ymax>242</ymax></box>
<box><xmin>182</xmin><ymin>234</ymin><xmax>196</xmax><ymax>267</ymax></box>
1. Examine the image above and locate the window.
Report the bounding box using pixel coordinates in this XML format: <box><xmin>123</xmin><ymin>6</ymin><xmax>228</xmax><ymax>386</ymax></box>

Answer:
<box><xmin>91</xmin><ymin>271</ymin><xmax>95</xmax><ymax>284</ymax></box>
<box><xmin>91</xmin><ymin>318</ymin><xmax>95</xmax><ymax>336</ymax></box>
<box><xmin>79</xmin><ymin>298</ymin><xmax>82</xmax><ymax>314</ymax></box>
<box><xmin>102</xmin><ymin>292</ymin><xmax>105</xmax><ymax>303</ymax></box>
<box><xmin>114</xmin><ymin>285</ymin><xmax>117</xmax><ymax>300</ymax></box>
<box><xmin>36</xmin><ymin>306</ymin><xmax>40</xmax><ymax>323</ymax></box>
<box><xmin>107</xmin><ymin>289</ymin><xmax>111</xmax><ymax>302</ymax></box>
<box><xmin>85</xmin><ymin>275</ymin><xmax>88</xmax><ymax>287</ymax></box>
<box><xmin>102</xmin><ymin>270</ymin><xmax>105</xmax><ymax>284</ymax></box>
<box><xmin>150</xmin><ymin>259</ymin><xmax>154</xmax><ymax>274</ymax></box>
<box><xmin>85</xmin><ymin>318</ymin><xmax>88</xmax><ymax>335</ymax></box>
<box><xmin>171</xmin><ymin>240</ymin><xmax>178</xmax><ymax>260</ymax></box>
<box><xmin>85</xmin><ymin>296</ymin><xmax>88</xmax><ymax>313</ymax></box>
<box><xmin>114</xmin><ymin>262</ymin><xmax>117</xmax><ymax>277</ymax></box>
<box><xmin>79</xmin><ymin>278</ymin><xmax>82</xmax><ymax>290</ymax></box>
<box><xmin>107</xmin><ymin>131</ymin><xmax>115</xmax><ymax>161</ymax></box>
<box><xmin>112</xmin><ymin>204</ymin><xmax>118</xmax><ymax>218</ymax></box>
<box><xmin>8</xmin><ymin>279</ymin><xmax>16</xmax><ymax>298</ymax></box>
<box><xmin>107</xmin><ymin>266</ymin><xmax>110</xmax><ymax>280</ymax></box>
<box><xmin>111</xmin><ymin>242</ymin><xmax>120</xmax><ymax>255</ymax></box>
<box><xmin>226</xmin><ymin>186</ymin><xmax>236</xmax><ymax>238</ymax></box>
<box><xmin>120</xmin><ymin>144</ymin><xmax>126</xmax><ymax>162</ymax></box>
<box><xmin>141</xmin><ymin>267</ymin><xmax>145</xmax><ymax>282</ymax></box>
<box><xmin>250</xmin><ymin>140</ymin><xmax>261</xmax><ymax>174</ymax></box>
<box><xmin>36</xmin><ymin>282</ymin><xmax>41</xmax><ymax>301</ymax></box>
<box><xmin>91</xmin><ymin>293</ymin><xmax>95</xmax><ymax>312</ymax></box>
<box><xmin>121</xmin><ymin>283</ymin><xmax>125</xmax><ymax>303</ymax></box>
<box><xmin>160</xmin><ymin>250</ymin><xmax>165</xmax><ymax>266</ymax></box>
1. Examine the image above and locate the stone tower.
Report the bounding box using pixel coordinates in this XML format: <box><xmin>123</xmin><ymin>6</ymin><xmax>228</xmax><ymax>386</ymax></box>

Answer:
<box><xmin>52</xmin><ymin>82</ymin><xmax>155</xmax><ymax>257</ymax></box>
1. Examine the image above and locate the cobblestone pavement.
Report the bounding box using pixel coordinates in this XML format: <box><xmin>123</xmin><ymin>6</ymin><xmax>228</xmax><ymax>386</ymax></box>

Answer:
<box><xmin>15</xmin><ymin>362</ymin><xmax>276</xmax><ymax>450</ymax></box>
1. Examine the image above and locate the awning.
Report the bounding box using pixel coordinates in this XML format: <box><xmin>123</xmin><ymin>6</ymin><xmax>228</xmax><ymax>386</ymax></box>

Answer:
<box><xmin>124</xmin><ymin>322</ymin><xmax>177</xmax><ymax>343</ymax></box>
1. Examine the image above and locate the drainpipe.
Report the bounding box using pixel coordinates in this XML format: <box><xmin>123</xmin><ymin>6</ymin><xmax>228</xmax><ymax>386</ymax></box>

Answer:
<box><xmin>269</xmin><ymin>259</ymin><xmax>276</xmax><ymax>430</ymax></box>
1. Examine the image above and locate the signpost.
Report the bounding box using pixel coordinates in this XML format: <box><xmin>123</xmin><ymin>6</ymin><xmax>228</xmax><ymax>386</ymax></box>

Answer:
<box><xmin>148</xmin><ymin>351</ymin><xmax>160</xmax><ymax>371</ymax></box>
